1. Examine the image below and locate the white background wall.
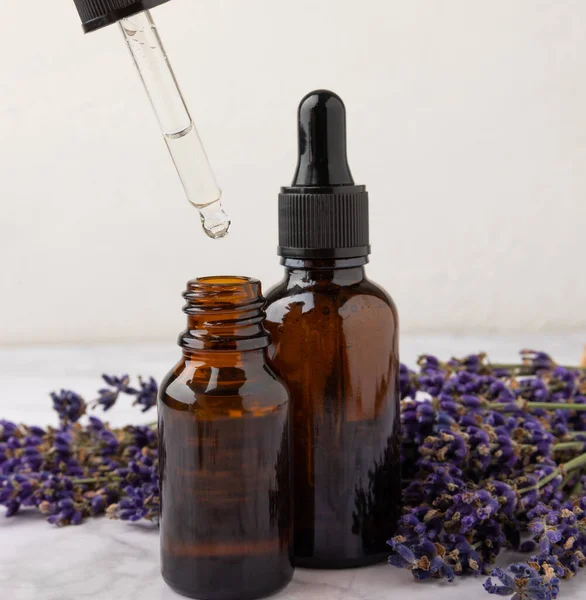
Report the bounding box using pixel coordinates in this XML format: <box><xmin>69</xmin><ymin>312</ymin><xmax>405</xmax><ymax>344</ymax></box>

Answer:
<box><xmin>1</xmin><ymin>0</ymin><xmax>585</xmax><ymax>345</ymax></box>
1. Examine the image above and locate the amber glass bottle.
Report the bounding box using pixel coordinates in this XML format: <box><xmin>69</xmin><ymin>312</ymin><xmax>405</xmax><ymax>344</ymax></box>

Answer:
<box><xmin>264</xmin><ymin>91</ymin><xmax>401</xmax><ymax>569</ymax></box>
<box><xmin>159</xmin><ymin>276</ymin><xmax>293</xmax><ymax>600</ymax></box>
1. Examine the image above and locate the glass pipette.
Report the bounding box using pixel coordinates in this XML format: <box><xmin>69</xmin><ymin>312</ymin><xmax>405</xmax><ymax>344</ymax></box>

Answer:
<box><xmin>72</xmin><ymin>1</ymin><xmax>230</xmax><ymax>239</ymax></box>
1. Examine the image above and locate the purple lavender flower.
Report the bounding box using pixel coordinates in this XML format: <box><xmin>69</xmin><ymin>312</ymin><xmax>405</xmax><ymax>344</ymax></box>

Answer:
<box><xmin>34</xmin><ymin>473</ymin><xmax>76</xmax><ymax>522</ymax></box>
<box><xmin>486</xmin><ymin>379</ymin><xmax>516</xmax><ymax>402</ymax></box>
<box><xmin>445</xmin><ymin>534</ymin><xmax>483</xmax><ymax>574</ymax></box>
<box><xmin>483</xmin><ymin>567</ymin><xmax>516</xmax><ymax>597</ymax></box>
<box><xmin>521</xmin><ymin>350</ymin><xmax>556</xmax><ymax>373</ymax></box>
<box><xmin>421</xmin><ymin>430</ymin><xmax>468</xmax><ymax>467</ymax></box>
<box><xmin>479</xmin><ymin>481</ymin><xmax>517</xmax><ymax>520</ymax></box>
<box><xmin>42</xmin><ymin>431</ymin><xmax>83</xmax><ymax>477</ymax></box>
<box><xmin>418</xmin><ymin>355</ymin><xmax>442</xmax><ymax>372</ymax></box>
<box><xmin>109</xmin><ymin>482</ymin><xmax>159</xmax><ymax>522</ymax></box>
<box><xmin>0</xmin><ymin>474</ymin><xmax>36</xmax><ymax>516</ymax></box>
<box><xmin>437</xmin><ymin>393</ymin><xmax>462</xmax><ymax>419</ymax></box>
<box><xmin>484</xmin><ymin>564</ymin><xmax>559</xmax><ymax>600</ymax></box>
<box><xmin>51</xmin><ymin>390</ymin><xmax>86</xmax><ymax>423</ymax></box>
<box><xmin>0</xmin><ymin>434</ymin><xmax>44</xmax><ymax>475</ymax></box>
<box><xmin>461</xmin><ymin>394</ymin><xmax>483</xmax><ymax>409</ymax></box>
<box><xmin>484</xmin><ymin>410</ymin><xmax>507</xmax><ymax>428</ymax></box>
<box><xmin>90</xmin><ymin>493</ymin><xmax>107</xmax><ymax>515</ymax></box>
<box><xmin>433</xmin><ymin>462</ymin><xmax>465</xmax><ymax>487</ymax></box>
<box><xmin>401</xmin><ymin>401</ymin><xmax>420</xmax><ymax>437</ymax></box>
<box><xmin>27</xmin><ymin>426</ymin><xmax>46</xmax><ymax>437</ymax></box>
<box><xmin>19</xmin><ymin>444</ymin><xmax>43</xmax><ymax>473</ymax></box>
<box><xmin>462</xmin><ymin>354</ymin><xmax>484</xmax><ymax>373</ymax></box>
<box><xmin>125</xmin><ymin>425</ymin><xmax>156</xmax><ymax>450</ymax></box>
<box><xmin>95</xmin><ymin>374</ymin><xmax>134</xmax><ymax>411</ymax></box>
<box><xmin>87</xmin><ymin>416</ymin><xmax>105</xmax><ymax>433</ymax></box>
<box><xmin>399</xmin><ymin>364</ymin><xmax>417</xmax><ymax>399</ymax></box>
<box><xmin>388</xmin><ymin>538</ymin><xmax>454</xmax><ymax>582</ymax></box>
<box><xmin>549</xmin><ymin>367</ymin><xmax>579</xmax><ymax>402</ymax></box>
<box><xmin>443</xmin><ymin>371</ymin><xmax>483</xmax><ymax>396</ymax></box>
<box><xmin>567</xmin><ymin>395</ymin><xmax>586</xmax><ymax>432</ymax></box>
<box><xmin>493</xmin><ymin>368</ymin><xmax>512</xmax><ymax>378</ymax></box>
<box><xmin>0</xmin><ymin>420</ymin><xmax>18</xmax><ymax>442</ymax></box>
<box><xmin>116</xmin><ymin>449</ymin><xmax>158</xmax><ymax>488</ymax></box>
<box><xmin>128</xmin><ymin>377</ymin><xmax>158</xmax><ymax>412</ymax></box>
<box><xmin>464</xmin><ymin>426</ymin><xmax>492</xmax><ymax>470</ymax></box>
<box><xmin>115</xmin><ymin>486</ymin><xmax>150</xmax><ymax>521</ymax></box>
<box><xmin>416</xmin><ymin>401</ymin><xmax>436</xmax><ymax>426</ymax></box>
<box><xmin>46</xmin><ymin>497</ymin><xmax>83</xmax><ymax>527</ymax></box>
<box><xmin>419</xmin><ymin>372</ymin><xmax>445</xmax><ymax>396</ymax></box>
<box><xmin>98</xmin><ymin>429</ymin><xmax>118</xmax><ymax>456</ymax></box>
<box><xmin>517</xmin><ymin>378</ymin><xmax>550</xmax><ymax>403</ymax></box>
<box><xmin>449</xmin><ymin>354</ymin><xmax>485</xmax><ymax>374</ymax></box>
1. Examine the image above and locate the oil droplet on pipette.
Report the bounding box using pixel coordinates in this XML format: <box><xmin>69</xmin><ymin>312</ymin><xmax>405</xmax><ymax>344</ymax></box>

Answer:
<box><xmin>199</xmin><ymin>202</ymin><xmax>231</xmax><ymax>239</ymax></box>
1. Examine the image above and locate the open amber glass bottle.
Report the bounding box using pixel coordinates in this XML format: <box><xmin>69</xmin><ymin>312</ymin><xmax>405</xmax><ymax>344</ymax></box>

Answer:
<box><xmin>159</xmin><ymin>276</ymin><xmax>293</xmax><ymax>600</ymax></box>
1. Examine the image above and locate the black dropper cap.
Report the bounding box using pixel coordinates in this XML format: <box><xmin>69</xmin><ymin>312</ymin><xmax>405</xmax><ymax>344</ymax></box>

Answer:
<box><xmin>278</xmin><ymin>90</ymin><xmax>370</xmax><ymax>259</ymax></box>
<box><xmin>72</xmin><ymin>0</ymin><xmax>172</xmax><ymax>33</ymax></box>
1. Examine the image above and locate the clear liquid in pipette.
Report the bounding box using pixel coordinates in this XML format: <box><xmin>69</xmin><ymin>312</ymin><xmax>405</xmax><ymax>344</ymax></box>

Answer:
<box><xmin>120</xmin><ymin>13</ymin><xmax>231</xmax><ymax>240</ymax></box>
<box><xmin>164</xmin><ymin>123</ymin><xmax>231</xmax><ymax>239</ymax></box>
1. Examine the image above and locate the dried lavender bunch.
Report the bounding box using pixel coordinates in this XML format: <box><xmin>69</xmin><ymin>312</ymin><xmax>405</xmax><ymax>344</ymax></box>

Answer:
<box><xmin>3</xmin><ymin>353</ymin><xmax>586</xmax><ymax>600</ymax></box>
<box><xmin>393</xmin><ymin>351</ymin><xmax>586</xmax><ymax>600</ymax></box>
<box><xmin>0</xmin><ymin>375</ymin><xmax>159</xmax><ymax>527</ymax></box>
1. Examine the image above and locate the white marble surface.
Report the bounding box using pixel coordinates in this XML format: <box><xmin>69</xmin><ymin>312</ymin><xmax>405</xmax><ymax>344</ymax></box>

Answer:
<box><xmin>1</xmin><ymin>336</ymin><xmax>586</xmax><ymax>600</ymax></box>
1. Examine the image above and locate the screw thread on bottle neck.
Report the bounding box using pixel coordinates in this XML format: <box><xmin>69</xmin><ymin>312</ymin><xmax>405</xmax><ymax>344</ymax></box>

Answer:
<box><xmin>180</xmin><ymin>277</ymin><xmax>269</xmax><ymax>352</ymax></box>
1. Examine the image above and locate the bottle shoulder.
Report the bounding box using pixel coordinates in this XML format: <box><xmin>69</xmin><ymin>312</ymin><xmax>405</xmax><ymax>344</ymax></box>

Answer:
<box><xmin>358</xmin><ymin>277</ymin><xmax>398</xmax><ymax>314</ymax></box>
<box><xmin>264</xmin><ymin>272</ymin><xmax>399</xmax><ymax>381</ymax></box>
<box><xmin>159</xmin><ymin>354</ymin><xmax>290</xmax><ymax>411</ymax></box>
<box><xmin>265</xmin><ymin>275</ymin><xmax>398</xmax><ymax>320</ymax></box>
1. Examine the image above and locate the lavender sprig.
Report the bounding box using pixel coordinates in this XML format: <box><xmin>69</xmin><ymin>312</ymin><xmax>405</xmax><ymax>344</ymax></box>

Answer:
<box><xmin>0</xmin><ymin>374</ymin><xmax>158</xmax><ymax>527</ymax></box>
<box><xmin>51</xmin><ymin>390</ymin><xmax>86</xmax><ymax>424</ymax></box>
<box><xmin>94</xmin><ymin>375</ymin><xmax>135</xmax><ymax>411</ymax></box>
<box><xmin>127</xmin><ymin>377</ymin><xmax>158</xmax><ymax>412</ymax></box>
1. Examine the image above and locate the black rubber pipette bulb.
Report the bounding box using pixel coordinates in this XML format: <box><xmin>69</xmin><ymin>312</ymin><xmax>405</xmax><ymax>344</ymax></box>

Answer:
<box><xmin>292</xmin><ymin>90</ymin><xmax>355</xmax><ymax>187</ymax></box>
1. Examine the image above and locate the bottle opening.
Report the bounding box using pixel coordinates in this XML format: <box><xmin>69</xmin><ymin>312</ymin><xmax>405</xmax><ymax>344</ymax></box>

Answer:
<box><xmin>197</xmin><ymin>276</ymin><xmax>255</xmax><ymax>286</ymax></box>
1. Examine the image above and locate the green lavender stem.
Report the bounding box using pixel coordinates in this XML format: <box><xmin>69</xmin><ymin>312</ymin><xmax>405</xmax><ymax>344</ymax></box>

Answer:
<box><xmin>519</xmin><ymin>442</ymin><xmax>585</xmax><ymax>452</ymax></box>
<box><xmin>73</xmin><ymin>476</ymin><xmax>122</xmax><ymax>485</ymax></box>
<box><xmin>553</xmin><ymin>442</ymin><xmax>586</xmax><ymax>452</ymax></box>
<box><xmin>559</xmin><ymin>471</ymin><xmax>575</xmax><ymax>490</ymax></box>
<box><xmin>491</xmin><ymin>363</ymin><xmax>586</xmax><ymax>375</ymax></box>
<box><xmin>570</xmin><ymin>477</ymin><xmax>585</xmax><ymax>499</ymax></box>
<box><xmin>518</xmin><ymin>451</ymin><xmax>586</xmax><ymax>494</ymax></box>
<box><xmin>492</xmin><ymin>401</ymin><xmax>586</xmax><ymax>412</ymax></box>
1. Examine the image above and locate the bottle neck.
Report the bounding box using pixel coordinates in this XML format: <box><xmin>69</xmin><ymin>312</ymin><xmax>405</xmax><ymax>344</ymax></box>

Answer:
<box><xmin>179</xmin><ymin>277</ymin><xmax>270</xmax><ymax>353</ymax></box>
<box><xmin>181</xmin><ymin>348</ymin><xmax>267</xmax><ymax>368</ymax></box>
<box><xmin>280</xmin><ymin>256</ymin><xmax>368</xmax><ymax>286</ymax></box>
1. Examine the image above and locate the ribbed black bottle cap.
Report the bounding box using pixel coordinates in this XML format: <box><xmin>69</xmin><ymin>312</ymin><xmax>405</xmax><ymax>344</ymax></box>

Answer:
<box><xmin>278</xmin><ymin>90</ymin><xmax>370</xmax><ymax>259</ymax></box>
<box><xmin>73</xmin><ymin>0</ymin><xmax>172</xmax><ymax>33</ymax></box>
